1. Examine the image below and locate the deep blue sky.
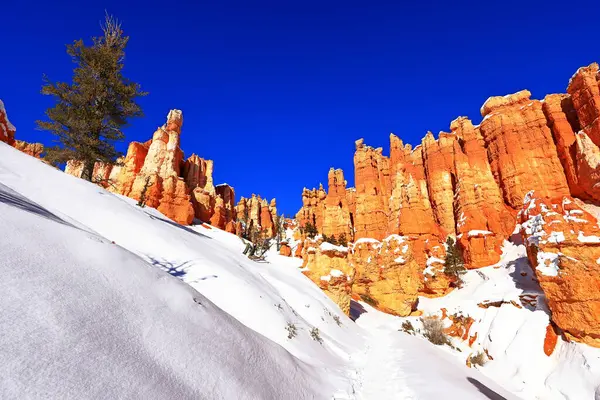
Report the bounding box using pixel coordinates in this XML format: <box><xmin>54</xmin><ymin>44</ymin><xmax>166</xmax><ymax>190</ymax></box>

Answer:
<box><xmin>2</xmin><ymin>1</ymin><xmax>599</xmax><ymax>215</ymax></box>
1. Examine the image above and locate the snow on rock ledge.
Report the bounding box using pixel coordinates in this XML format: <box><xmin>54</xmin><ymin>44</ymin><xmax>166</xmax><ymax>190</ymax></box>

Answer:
<box><xmin>519</xmin><ymin>192</ymin><xmax>600</xmax><ymax>347</ymax></box>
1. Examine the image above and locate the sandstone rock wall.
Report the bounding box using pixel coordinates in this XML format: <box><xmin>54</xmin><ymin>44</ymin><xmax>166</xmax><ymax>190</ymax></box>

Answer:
<box><xmin>297</xmin><ymin>62</ymin><xmax>600</xmax><ymax>316</ymax></box>
<box><xmin>62</xmin><ymin>110</ymin><xmax>238</xmax><ymax>230</ymax></box>
<box><xmin>235</xmin><ymin>194</ymin><xmax>278</xmax><ymax>237</ymax></box>
<box><xmin>1</xmin><ymin>100</ymin><xmax>44</xmax><ymax>158</ymax></box>
<box><xmin>0</xmin><ymin>100</ymin><xmax>16</xmax><ymax>146</ymax></box>
<box><xmin>519</xmin><ymin>192</ymin><xmax>600</xmax><ymax>347</ymax></box>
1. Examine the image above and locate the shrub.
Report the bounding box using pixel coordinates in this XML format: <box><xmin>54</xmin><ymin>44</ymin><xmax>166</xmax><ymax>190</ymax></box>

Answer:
<box><xmin>304</xmin><ymin>221</ymin><xmax>318</xmax><ymax>239</ymax></box>
<box><xmin>444</xmin><ymin>236</ymin><xmax>467</xmax><ymax>287</ymax></box>
<box><xmin>400</xmin><ymin>320</ymin><xmax>415</xmax><ymax>335</ymax></box>
<box><xmin>421</xmin><ymin>317</ymin><xmax>451</xmax><ymax>346</ymax></box>
<box><xmin>310</xmin><ymin>327</ymin><xmax>323</xmax><ymax>344</ymax></box>
<box><xmin>333</xmin><ymin>315</ymin><xmax>342</xmax><ymax>327</ymax></box>
<box><xmin>285</xmin><ymin>323</ymin><xmax>297</xmax><ymax>339</ymax></box>
<box><xmin>337</xmin><ymin>233</ymin><xmax>348</xmax><ymax>247</ymax></box>
<box><xmin>137</xmin><ymin>176</ymin><xmax>151</xmax><ymax>207</ymax></box>
<box><xmin>322</xmin><ymin>234</ymin><xmax>338</xmax><ymax>245</ymax></box>
<box><xmin>469</xmin><ymin>351</ymin><xmax>487</xmax><ymax>367</ymax></box>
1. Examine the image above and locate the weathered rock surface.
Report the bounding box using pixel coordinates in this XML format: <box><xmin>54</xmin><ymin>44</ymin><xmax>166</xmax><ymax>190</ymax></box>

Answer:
<box><xmin>301</xmin><ymin>239</ymin><xmax>353</xmax><ymax>315</ymax></box>
<box><xmin>62</xmin><ymin>110</ymin><xmax>238</xmax><ymax>229</ymax></box>
<box><xmin>0</xmin><ymin>100</ymin><xmax>16</xmax><ymax>146</ymax></box>
<box><xmin>13</xmin><ymin>140</ymin><xmax>44</xmax><ymax>158</ymax></box>
<box><xmin>519</xmin><ymin>193</ymin><xmax>600</xmax><ymax>347</ymax></box>
<box><xmin>297</xmin><ymin>63</ymin><xmax>600</xmax><ymax>320</ymax></box>
<box><xmin>349</xmin><ymin>234</ymin><xmax>451</xmax><ymax>316</ymax></box>
<box><xmin>567</xmin><ymin>63</ymin><xmax>600</xmax><ymax>147</ymax></box>
<box><xmin>236</xmin><ymin>194</ymin><xmax>278</xmax><ymax>238</ymax></box>
<box><xmin>479</xmin><ymin>90</ymin><xmax>570</xmax><ymax>208</ymax></box>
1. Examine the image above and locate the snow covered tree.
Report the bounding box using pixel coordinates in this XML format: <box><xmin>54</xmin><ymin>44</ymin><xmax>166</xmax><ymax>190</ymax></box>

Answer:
<box><xmin>443</xmin><ymin>236</ymin><xmax>466</xmax><ymax>286</ymax></box>
<box><xmin>37</xmin><ymin>13</ymin><xmax>147</xmax><ymax>180</ymax></box>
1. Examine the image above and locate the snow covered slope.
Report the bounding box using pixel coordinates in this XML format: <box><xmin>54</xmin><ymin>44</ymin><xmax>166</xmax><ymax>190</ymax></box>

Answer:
<box><xmin>0</xmin><ymin>142</ymin><xmax>518</xmax><ymax>399</ymax></box>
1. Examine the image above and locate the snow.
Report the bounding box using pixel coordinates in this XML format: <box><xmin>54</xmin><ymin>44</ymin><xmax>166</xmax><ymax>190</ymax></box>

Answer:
<box><xmin>354</xmin><ymin>238</ymin><xmax>381</xmax><ymax>245</ymax></box>
<box><xmin>3</xmin><ymin>142</ymin><xmax>600</xmax><ymax>399</ymax></box>
<box><xmin>536</xmin><ymin>251</ymin><xmax>560</xmax><ymax>277</ymax></box>
<box><xmin>394</xmin><ymin>256</ymin><xmax>406</xmax><ymax>264</ymax></box>
<box><xmin>330</xmin><ymin>269</ymin><xmax>344</xmax><ymax>277</ymax></box>
<box><xmin>0</xmin><ymin>143</ymin><xmax>358</xmax><ymax>399</ymax></box>
<box><xmin>411</xmin><ymin>239</ymin><xmax>600</xmax><ymax>399</ymax></box>
<box><xmin>467</xmin><ymin>230</ymin><xmax>493</xmax><ymax>237</ymax></box>
<box><xmin>547</xmin><ymin>231</ymin><xmax>565</xmax><ymax>243</ymax></box>
<box><xmin>320</xmin><ymin>241</ymin><xmax>349</xmax><ymax>253</ymax></box>
<box><xmin>578</xmin><ymin>231</ymin><xmax>600</xmax><ymax>243</ymax></box>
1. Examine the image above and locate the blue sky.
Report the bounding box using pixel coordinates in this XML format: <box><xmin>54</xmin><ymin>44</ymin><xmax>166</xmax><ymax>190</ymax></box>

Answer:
<box><xmin>2</xmin><ymin>0</ymin><xmax>599</xmax><ymax>215</ymax></box>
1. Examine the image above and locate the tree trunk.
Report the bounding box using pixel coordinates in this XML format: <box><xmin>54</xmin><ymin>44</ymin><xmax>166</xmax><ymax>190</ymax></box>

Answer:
<box><xmin>81</xmin><ymin>159</ymin><xmax>95</xmax><ymax>182</ymax></box>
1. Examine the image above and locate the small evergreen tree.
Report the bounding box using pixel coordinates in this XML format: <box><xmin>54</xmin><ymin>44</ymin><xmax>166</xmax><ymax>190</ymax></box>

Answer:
<box><xmin>304</xmin><ymin>221</ymin><xmax>318</xmax><ymax>239</ymax></box>
<box><xmin>443</xmin><ymin>236</ymin><xmax>467</xmax><ymax>286</ymax></box>
<box><xmin>274</xmin><ymin>213</ymin><xmax>285</xmax><ymax>250</ymax></box>
<box><xmin>37</xmin><ymin>13</ymin><xmax>147</xmax><ymax>180</ymax></box>
<box><xmin>137</xmin><ymin>176</ymin><xmax>151</xmax><ymax>207</ymax></box>
<box><xmin>337</xmin><ymin>233</ymin><xmax>348</xmax><ymax>247</ymax></box>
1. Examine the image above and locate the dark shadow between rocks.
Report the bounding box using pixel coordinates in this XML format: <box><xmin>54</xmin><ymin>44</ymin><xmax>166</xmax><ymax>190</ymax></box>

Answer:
<box><xmin>350</xmin><ymin>300</ymin><xmax>367</xmax><ymax>322</ymax></box>
<box><xmin>466</xmin><ymin>377</ymin><xmax>507</xmax><ymax>400</ymax></box>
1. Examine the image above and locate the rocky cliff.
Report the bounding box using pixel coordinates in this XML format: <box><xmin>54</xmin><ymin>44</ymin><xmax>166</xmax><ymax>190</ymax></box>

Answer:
<box><xmin>297</xmin><ymin>63</ymin><xmax>600</xmax><ymax>326</ymax></box>
<box><xmin>1</xmin><ymin>100</ymin><xmax>44</xmax><ymax>158</ymax></box>
<box><xmin>63</xmin><ymin>110</ymin><xmax>237</xmax><ymax>230</ymax></box>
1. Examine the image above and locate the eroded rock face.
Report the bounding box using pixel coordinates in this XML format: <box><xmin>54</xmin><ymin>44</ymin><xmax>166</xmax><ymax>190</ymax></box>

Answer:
<box><xmin>13</xmin><ymin>140</ymin><xmax>44</xmax><ymax>158</ymax></box>
<box><xmin>519</xmin><ymin>193</ymin><xmax>600</xmax><ymax>347</ymax></box>
<box><xmin>479</xmin><ymin>90</ymin><xmax>570</xmax><ymax>208</ymax></box>
<box><xmin>0</xmin><ymin>100</ymin><xmax>16</xmax><ymax>146</ymax></box>
<box><xmin>296</xmin><ymin>63</ymin><xmax>600</xmax><ymax>321</ymax></box>
<box><xmin>63</xmin><ymin>110</ymin><xmax>237</xmax><ymax>228</ymax></box>
<box><xmin>301</xmin><ymin>239</ymin><xmax>354</xmax><ymax>315</ymax></box>
<box><xmin>350</xmin><ymin>235</ymin><xmax>450</xmax><ymax>316</ymax></box>
<box><xmin>567</xmin><ymin>63</ymin><xmax>600</xmax><ymax>147</ymax></box>
<box><xmin>354</xmin><ymin>139</ymin><xmax>390</xmax><ymax>240</ymax></box>
<box><xmin>235</xmin><ymin>194</ymin><xmax>277</xmax><ymax>238</ymax></box>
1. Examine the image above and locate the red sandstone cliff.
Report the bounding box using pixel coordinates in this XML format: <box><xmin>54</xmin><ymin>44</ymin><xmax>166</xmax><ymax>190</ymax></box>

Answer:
<box><xmin>63</xmin><ymin>110</ymin><xmax>239</xmax><ymax>229</ymax></box>
<box><xmin>1</xmin><ymin>100</ymin><xmax>44</xmax><ymax>158</ymax></box>
<box><xmin>297</xmin><ymin>62</ymin><xmax>600</xmax><ymax>319</ymax></box>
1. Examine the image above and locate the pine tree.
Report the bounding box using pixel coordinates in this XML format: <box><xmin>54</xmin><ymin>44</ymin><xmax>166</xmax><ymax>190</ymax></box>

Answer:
<box><xmin>37</xmin><ymin>13</ymin><xmax>147</xmax><ymax>180</ymax></box>
<box><xmin>337</xmin><ymin>233</ymin><xmax>348</xmax><ymax>247</ymax></box>
<box><xmin>443</xmin><ymin>236</ymin><xmax>466</xmax><ymax>286</ymax></box>
<box><xmin>304</xmin><ymin>221</ymin><xmax>318</xmax><ymax>239</ymax></box>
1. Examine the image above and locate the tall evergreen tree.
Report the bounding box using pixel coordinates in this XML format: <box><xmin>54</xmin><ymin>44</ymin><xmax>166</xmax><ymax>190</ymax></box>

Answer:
<box><xmin>443</xmin><ymin>236</ymin><xmax>467</xmax><ymax>286</ymax></box>
<box><xmin>37</xmin><ymin>13</ymin><xmax>147</xmax><ymax>181</ymax></box>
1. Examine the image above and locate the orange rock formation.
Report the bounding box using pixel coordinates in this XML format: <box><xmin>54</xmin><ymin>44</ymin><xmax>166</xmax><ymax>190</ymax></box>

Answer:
<box><xmin>519</xmin><ymin>193</ymin><xmax>600</xmax><ymax>348</ymax></box>
<box><xmin>1</xmin><ymin>100</ymin><xmax>44</xmax><ymax>158</ymax></box>
<box><xmin>297</xmin><ymin>62</ymin><xmax>600</xmax><ymax>318</ymax></box>
<box><xmin>63</xmin><ymin>110</ymin><xmax>239</xmax><ymax>229</ymax></box>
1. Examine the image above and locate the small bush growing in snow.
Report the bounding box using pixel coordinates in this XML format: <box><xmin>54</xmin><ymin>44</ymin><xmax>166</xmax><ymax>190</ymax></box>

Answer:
<box><xmin>400</xmin><ymin>320</ymin><xmax>415</xmax><ymax>335</ymax></box>
<box><xmin>421</xmin><ymin>317</ymin><xmax>451</xmax><ymax>346</ymax></box>
<box><xmin>333</xmin><ymin>315</ymin><xmax>342</xmax><ymax>327</ymax></box>
<box><xmin>285</xmin><ymin>323</ymin><xmax>297</xmax><ymax>339</ymax></box>
<box><xmin>310</xmin><ymin>327</ymin><xmax>323</xmax><ymax>344</ymax></box>
<box><xmin>337</xmin><ymin>233</ymin><xmax>348</xmax><ymax>247</ymax></box>
<box><xmin>469</xmin><ymin>351</ymin><xmax>487</xmax><ymax>367</ymax></box>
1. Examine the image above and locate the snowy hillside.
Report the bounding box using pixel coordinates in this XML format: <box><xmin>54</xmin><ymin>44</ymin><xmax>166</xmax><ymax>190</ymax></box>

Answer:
<box><xmin>0</xmin><ymin>141</ymin><xmax>520</xmax><ymax>399</ymax></box>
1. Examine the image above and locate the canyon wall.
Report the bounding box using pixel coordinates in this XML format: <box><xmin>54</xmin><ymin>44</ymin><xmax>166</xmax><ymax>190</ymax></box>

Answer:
<box><xmin>297</xmin><ymin>63</ymin><xmax>600</xmax><ymax>325</ymax></box>
<box><xmin>1</xmin><ymin>100</ymin><xmax>44</xmax><ymax>158</ymax></box>
<box><xmin>60</xmin><ymin>109</ymin><xmax>277</xmax><ymax>237</ymax></box>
